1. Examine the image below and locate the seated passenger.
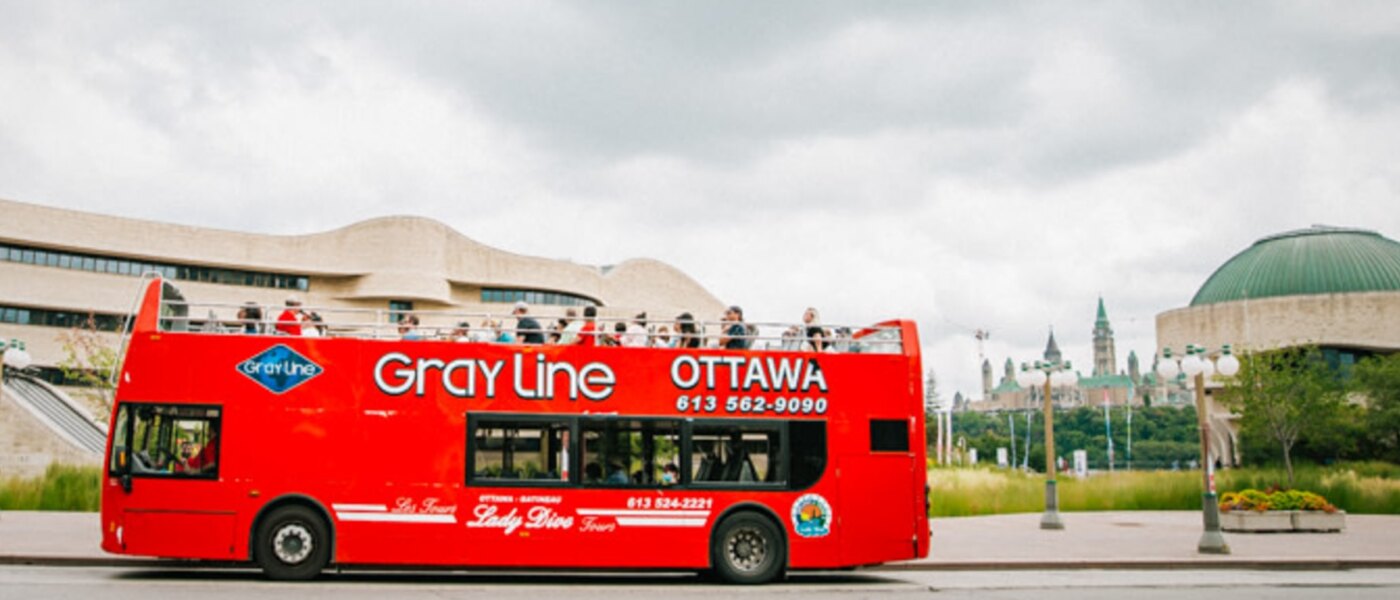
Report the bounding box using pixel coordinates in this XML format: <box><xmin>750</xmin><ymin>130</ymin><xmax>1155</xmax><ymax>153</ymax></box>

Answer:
<box><xmin>720</xmin><ymin>305</ymin><xmax>748</xmax><ymax>350</ymax></box>
<box><xmin>302</xmin><ymin>311</ymin><xmax>326</xmax><ymax>338</ymax></box>
<box><xmin>605</xmin><ymin>462</ymin><xmax>629</xmax><ymax>484</ymax></box>
<box><xmin>556</xmin><ymin>308</ymin><xmax>582</xmax><ymax>345</ymax></box>
<box><xmin>451</xmin><ymin>321</ymin><xmax>473</xmax><ymax>342</ymax></box>
<box><xmin>489</xmin><ymin>319</ymin><xmax>515</xmax><ymax>343</ymax></box>
<box><xmin>675</xmin><ymin>313</ymin><xmax>702</xmax><ymax>349</ymax></box>
<box><xmin>584</xmin><ymin>462</ymin><xmax>603</xmax><ymax>483</ymax></box>
<box><xmin>398</xmin><ymin>314</ymin><xmax>422</xmax><ymax>340</ymax></box>
<box><xmin>621</xmin><ymin>313</ymin><xmax>648</xmax><ymax>347</ymax></box>
<box><xmin>236</xmin><ymin>302</ymin><xmax>263</xmax><ymax>334</ymax></box>
<box><xmin>654</xmin><ymin>325</ymin><xmax>673</xmax><ymax>348</ymax></box>
<box><xmin>661</xmin><ymin>464</ymin><xmax>680</xmax><ymax>485</ymax></box>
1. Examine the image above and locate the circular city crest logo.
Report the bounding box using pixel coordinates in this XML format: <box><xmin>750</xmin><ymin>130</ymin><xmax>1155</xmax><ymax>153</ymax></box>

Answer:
<box><xmin>790</xmin><ymin>493</ymin><xmax>832</xmax><ymax>538</ymax></box>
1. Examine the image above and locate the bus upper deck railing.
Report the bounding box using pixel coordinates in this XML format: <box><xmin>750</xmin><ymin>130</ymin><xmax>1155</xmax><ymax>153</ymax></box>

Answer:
<box><xmin>153</xmin><ymin>299</ymin><xmax>905</xmax><ymax>354</ymax></box>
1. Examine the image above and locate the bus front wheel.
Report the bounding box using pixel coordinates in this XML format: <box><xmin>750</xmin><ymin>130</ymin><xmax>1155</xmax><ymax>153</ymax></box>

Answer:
<box><xmin>254</xmin><ymin>505</ymin><xmax>330</xmax><ymax>580</ymax></box>
<box><xmin>710</xmin><ymin>512</ymin><xmax>786</xmax><ymax>585</ymax></box>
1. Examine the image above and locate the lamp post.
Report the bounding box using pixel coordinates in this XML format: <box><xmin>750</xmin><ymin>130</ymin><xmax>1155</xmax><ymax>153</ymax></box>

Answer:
<box><xmin>1016</xmin><ymin>359</ymin><xmax>1078</xmax><ymax>530</ymax></box>
<box><xmin>1157</xmin><ymin>344</ymin><xmax>1240</xmax><ymax>554</ymax></box>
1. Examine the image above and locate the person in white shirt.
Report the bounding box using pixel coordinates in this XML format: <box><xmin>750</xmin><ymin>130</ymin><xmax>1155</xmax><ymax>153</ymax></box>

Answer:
<box><xmin>556</xmin><ymin>308</ymin><xmax>582</xmax><ymax>345</ymax></box>
<box><xmin>622</xmin><ymin>312</ymin><xmax>649</xmax><ymax>347</ymax></box>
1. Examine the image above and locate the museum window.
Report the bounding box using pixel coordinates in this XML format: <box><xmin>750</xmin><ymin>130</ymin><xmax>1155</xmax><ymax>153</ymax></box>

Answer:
<box><xmin>0</xmin><ymin>241</ymin><xmax>309</xmax><ymax>292</ymax></box>
<box><xmin>480</xmin><ymin>287</ymin><xmax>599</xmax><ymax>307</ymax></box>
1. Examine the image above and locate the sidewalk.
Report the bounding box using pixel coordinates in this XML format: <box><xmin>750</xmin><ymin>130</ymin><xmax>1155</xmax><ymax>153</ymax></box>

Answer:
<box><xmin>900</xmin><ymin>510</ymin><xmax>1400</xmax><ymax>570</ymax></box>
<box><xmin>3</xmin><ymin>510</ymin><xmax>1399</xmax><ymax>570</ymax></box>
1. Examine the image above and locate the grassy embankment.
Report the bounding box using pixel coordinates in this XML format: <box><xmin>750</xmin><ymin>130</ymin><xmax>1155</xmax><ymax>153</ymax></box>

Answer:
<box><xmin>930</xmin><ymin>462</ymin><xmax>1400</xmax><ymax>517</ymax></box>
<box><xmin>0</xmin><ymin>464</ymin><xmax>102</xmax><ymax>511</ymax></box>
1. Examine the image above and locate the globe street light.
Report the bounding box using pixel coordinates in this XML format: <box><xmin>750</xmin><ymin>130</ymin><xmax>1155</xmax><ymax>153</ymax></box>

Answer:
<box><xmin>1157</xmin><ymin>344</ymin><xmax>1240</xmax><ymax>554</ymax></box>
<box><xmin>1016</xmin><ymin>358</ymin><xmax>1078</xmax><ymax>530</ymax></box>
<box><xmin>2</xmin><ymin>338</ymin><xmax>33</xmax><ymax>387</ymax></box>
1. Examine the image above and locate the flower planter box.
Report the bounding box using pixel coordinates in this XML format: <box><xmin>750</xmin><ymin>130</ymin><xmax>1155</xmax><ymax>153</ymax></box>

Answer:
<box><xmin>1292</xmin><ymin>510</ymin><xmax>1347</xmax><ymax>533</ymax></box>
<box><xmin>1221</xmin><ymin>510</ymin><xmax>1294</xmax><ymax>532</ymax></box>
<box><xmin>1220</xmin><ymin>510</ymin><xmax>1346</xmax><ymax>533</ymax></box>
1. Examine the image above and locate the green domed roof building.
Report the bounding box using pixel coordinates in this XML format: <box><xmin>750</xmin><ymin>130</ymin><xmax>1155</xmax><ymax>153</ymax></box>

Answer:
<box><xmin>1157</xmin><ymin>224</ymin><xmax>1400</xmax><ymax>468</ymax></box>
<box><xmin>1190</xmin><ymin>226</ymin><xmax>1400</xmax><ymax>306</ymax></box>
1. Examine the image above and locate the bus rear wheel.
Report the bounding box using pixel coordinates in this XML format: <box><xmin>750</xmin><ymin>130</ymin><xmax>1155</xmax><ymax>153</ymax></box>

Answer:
<box><xmin>710</xmin><ymin>512</ymin><xmax>786</xmax><ymax>585</ymax></box>
<box><xmin>254</xmin><ymin>505</ymin><xmax>330</xmax><ymax>581</ymax></box>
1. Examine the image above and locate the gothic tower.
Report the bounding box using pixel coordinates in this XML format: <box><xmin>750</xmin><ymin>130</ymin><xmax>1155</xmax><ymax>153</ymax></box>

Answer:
<box><xmin>1128</xmin><ymin>350</ymin><xmax>1140</xmax><ymax>385</ymax></box>
<box><xmin>1043</xmin><ymin>328</ymin><xmax>1062</xmax><ymax>364</ymax></box>
<box><xmin>1092</xmin><ymin>296</ymin><xmax>1116</xmax><ymax>377</ymax></box>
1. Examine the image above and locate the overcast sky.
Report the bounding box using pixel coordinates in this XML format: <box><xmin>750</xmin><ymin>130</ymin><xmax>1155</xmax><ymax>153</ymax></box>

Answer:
<box><xmin>3</xmin><ymin>1</ymin><xmax>1399</xmax><ymax>400</ymax></box>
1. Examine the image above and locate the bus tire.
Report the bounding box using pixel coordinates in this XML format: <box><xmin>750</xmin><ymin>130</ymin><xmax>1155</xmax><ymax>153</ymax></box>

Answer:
<box><xmin>710</xmin><ymin>511</ymin><xmax>786</xmax><ymax>585</ymax></box>
<box><xmin>254</xmin><ymin>505</ymin><xmax>330</xmax><ymax>581</ymax></box>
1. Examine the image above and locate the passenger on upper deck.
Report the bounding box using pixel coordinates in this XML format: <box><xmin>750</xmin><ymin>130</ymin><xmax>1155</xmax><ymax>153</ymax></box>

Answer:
<box><xmin>675</xmin><ymin>313</ymin><xmax>701</xmax><ymax>349</ymax></box>
<box><xmin>451</xmin><ymin>321</ymin><xmax>473</xmax><ymax>342</ymax></box>
<box><xmin>576</xmin><ymin>306</ymin><xmax>599</xmax><ymax>347</ymax></box>
<box><xmin>488</xmin><ymin>319</ymin><xmax>515</xmax><ymax>343</ymax></box>
<box><xmin>237</xmin><ymin>302</ymin><xmax>262</xmax><ymax>334</ymax></box>
<box><xmin>803</xmin><ymin>307</ymin><xmax>828</xmax><ymax>351</ymax></box>
<box><xmin>654</xmin><ymin>325</ymin><xmax>673</xmax><ymax>348</ymax></box>
<box><xmin>621</xmin><ymin>313</ymin><xmax>648</xmax><ymax>347</ymax></box>
<box><xmin>275</xmin><ymin>296</ymin><xmax>303</xmax><ymax>336</ymax></box>
<box><xmin>720</xmin><ymin>305</ymin><xmax>748</xmax><ymax>350</ymax></box>
<box><xmin>398</xmin><ymin>314</ymin><xmax>422</xmax><ymax>340</ymax></box>
<box><xmin>557</xmin><ymin>308</ymin><xmax>581</xmax><ymax>345</ymax></box>
<box><xmin>303</xmin><ymin>311</ymin><xmax>326</xmax><ymax>338</ymax></box>
<box><xmin>512</xmin><ymin>301</ymin><xmax>545</xmax><ymax>344</ymax></box>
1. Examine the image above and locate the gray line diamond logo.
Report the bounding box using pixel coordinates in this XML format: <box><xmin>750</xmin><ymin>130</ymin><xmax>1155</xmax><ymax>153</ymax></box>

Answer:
<box><xmin>236</xmin><ymin>344</ymin><xmax>323</xmax><ymax>394</ymax></box>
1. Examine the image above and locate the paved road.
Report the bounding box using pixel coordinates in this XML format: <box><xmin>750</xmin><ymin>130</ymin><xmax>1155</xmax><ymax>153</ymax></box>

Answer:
<box><xmin>4</xmin><ymin>566</ymin><xmax>1400</xmax><ymax>599</ymax></box>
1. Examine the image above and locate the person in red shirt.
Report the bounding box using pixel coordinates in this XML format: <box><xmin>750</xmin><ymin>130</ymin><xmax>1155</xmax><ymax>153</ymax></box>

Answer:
<box><xmin>176</xmin><ymin>431</ymin><xmax>219</xmax><ymax>474</ymax></box>
<box><xmin>576</xmin><ymin>306</ymin><xmax>599</xmax><ymax>347</ymax></box>
<box><xmin>276</xmin><ymin>295</ymin><xmax>304</xmax><ymax>336</ymax></box>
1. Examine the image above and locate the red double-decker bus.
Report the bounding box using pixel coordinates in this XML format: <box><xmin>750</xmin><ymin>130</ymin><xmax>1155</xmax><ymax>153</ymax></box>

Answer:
<box><xmin>101</xmin><ymin>278</ymin><xmax>928</xmax><ymax>583</ymax></box>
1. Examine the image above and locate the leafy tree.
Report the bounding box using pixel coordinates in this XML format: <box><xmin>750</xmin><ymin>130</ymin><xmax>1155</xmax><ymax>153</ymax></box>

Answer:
<box><xmin>55</xmin><ymin>314</ymin><xmax>120</xmax><ymax>414</ymax></box>
<box><xmin>1217</xmin><ymin>346</ymin><xmax>1348</xmax><ymax>486</ymax></box>
<box><xmin>1354</xmin><ymin>352</ymin><xmax>1400</xmax><ymax>463</ymax></box>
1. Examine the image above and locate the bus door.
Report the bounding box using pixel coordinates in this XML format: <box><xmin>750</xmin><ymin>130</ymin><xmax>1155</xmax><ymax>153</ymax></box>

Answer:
<box><xmin>836</xmin><ymin>417</ymin><xmax>918</xmax><ymax>565</ymax></box>
<box><xmin>109</xmin><ymin>403</ymin><xmax>236</xmax><ymax>559</ymax></box>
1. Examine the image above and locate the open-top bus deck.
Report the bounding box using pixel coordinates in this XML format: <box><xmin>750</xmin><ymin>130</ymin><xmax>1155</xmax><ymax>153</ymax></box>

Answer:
<box><xmin>101</xmin><ymin>278</ymin><xmax>929</xmax><ymax>583</ymax></box>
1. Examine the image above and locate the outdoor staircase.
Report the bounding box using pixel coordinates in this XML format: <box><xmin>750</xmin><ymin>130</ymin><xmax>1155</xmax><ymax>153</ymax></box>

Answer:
<box><xmin>2</xmin><ymin>374</ymin><xmax>107</xmax><ymax>455</ymax></box>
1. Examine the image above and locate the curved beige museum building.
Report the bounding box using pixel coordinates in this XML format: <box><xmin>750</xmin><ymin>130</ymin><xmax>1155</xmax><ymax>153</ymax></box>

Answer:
<box><xmin>0</xmin><ymin>197</ymin><xmax>727</xmax><ymax>380</ymax></box>
<box><xmin>1156</xmin><ymin>225</ymin><xmax>1400</xmax><ymax>465</ymax></box>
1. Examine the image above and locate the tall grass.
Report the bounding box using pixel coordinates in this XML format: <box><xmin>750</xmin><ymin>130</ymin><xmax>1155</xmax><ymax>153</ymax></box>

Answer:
<box><xmin>0</xmin><ymin>464</ymin><xmax>102</xmax><ymax>511</ymax></box>
<box><xmin>930</xmin><ymin>462</ymin><xmax>1400</xmax><ymax>517</ymax></box>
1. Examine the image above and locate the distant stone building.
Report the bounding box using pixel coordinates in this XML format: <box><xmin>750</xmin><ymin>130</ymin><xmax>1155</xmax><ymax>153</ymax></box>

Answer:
<box><xmin>972</xmin><ymin>297</ymin><xmax>1191</xmax><ymax>414</ymax></box>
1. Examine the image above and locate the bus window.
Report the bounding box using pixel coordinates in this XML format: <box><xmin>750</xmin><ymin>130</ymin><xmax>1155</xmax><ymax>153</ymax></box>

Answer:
<box><xmin>690</xmin><ymin>423</ymin><xmax>783</xmax><ymax>487</ymax></box>
<box><xmin>468</xmin><ymin>417</ymin><xmax>570</xmax><ymax>484</ymax></box>
<box><xmin>580</xmin><ymin>419</ymin><xmax>681</xmax><ymax>487</ymax></box>
<box><xmin>123</xmin><ymin>404</ymin><xmax>221</xmax><ymax>478</ymax></box>
<box><xmin>789</xmin><ymin>420</ymin><xmax>827</xmax><ymax>489</ymax></box>
<box><xmin>108</xmin><ymin>405</ymin><xmax>130</xmax><ymax>475</ymax></box>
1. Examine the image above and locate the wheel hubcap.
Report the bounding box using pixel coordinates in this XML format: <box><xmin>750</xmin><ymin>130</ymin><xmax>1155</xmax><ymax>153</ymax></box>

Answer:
<box><xmin>272</xmin><ymin>524</ymin><xmax>313</xmax><ymax>564</ymax></box>
<box><xmin>726</xmin><ymin>526</ymin><xmax>768</xmax><ymax>572</ymax></box>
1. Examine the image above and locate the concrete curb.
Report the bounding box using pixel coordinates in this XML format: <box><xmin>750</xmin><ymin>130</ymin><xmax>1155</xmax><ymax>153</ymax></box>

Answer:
<box><xmin>6</xmin><ymin>554</ymin><xmax>1400</xmax><ymax>572</ymax></box>
<box><xmin>874</xmin><ymin>558</ymin><xmax>1400</xmax><ymax>571</ymax></box>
